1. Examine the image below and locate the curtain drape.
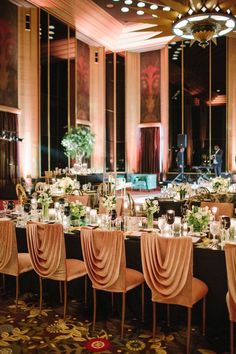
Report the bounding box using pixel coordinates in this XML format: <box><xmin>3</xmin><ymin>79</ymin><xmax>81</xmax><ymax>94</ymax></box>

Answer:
<box><xmin>0</xmin><ymin>111</ymin><xmax>18</xmax><ymax>190</ymax></box>
<box><xmin>140</xmin><ymin>127</ymin><xmax>160</xmax><ymax>173</ymax></box>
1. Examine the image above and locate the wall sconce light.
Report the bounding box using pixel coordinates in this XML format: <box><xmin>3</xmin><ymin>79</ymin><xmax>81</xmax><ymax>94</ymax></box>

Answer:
<box><xmin>95</xmin><ymin>51</ymin><xmax>99</xmax><ymax>63</ymax></box>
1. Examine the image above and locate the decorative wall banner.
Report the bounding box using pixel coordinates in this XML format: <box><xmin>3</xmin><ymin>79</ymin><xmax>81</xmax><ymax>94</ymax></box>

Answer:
<box><xmin>140</xmin><ymin>50</ymin><xmax>161</xmax><ymax>123</ymax></box>
<box><xmin>77</xmin><ymin>39</ymin><xmax>90</xmax><ymax>121</ymax></box>
<box><xmin>0</xmin><ymin>0</ymin><xmax>18</xmax><ymax>108</ymax></box>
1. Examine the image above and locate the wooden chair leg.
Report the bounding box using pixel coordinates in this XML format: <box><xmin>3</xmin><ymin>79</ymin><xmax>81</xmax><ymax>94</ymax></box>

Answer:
<box><xmin>121</xmin><ymin>293</ymin><xmax>126</xmax><ymax>340</ymax></box>
<box><xmin>187</xmin><ymin>308</ymin><xmax>192</xmax><ymax>354</ymax></box>
<box><xmin>141</xmin><ymin>283</ymin><xmax>144</xmax><ymax>322</ymax></box>
<box><xmin>59</xmin><ymin>281</ymin><xmax>63</xmax><ymax>303</ymax></box>
<box><xmin>93</xmin><ymin>288</ymin><xmax>96</xmax><ymax>331</ymax></box>
<box><xmin>202</xmin><ymin>297</ymin><xmax>206</xmax><ymax>336</ymax></box>
<box><xmin>84</xmin><ymin>276</ymin><xmax>87</xmax><ymax>306</ymax></box>
<box><xmin>153</xmin><ymin>302</ymin><xmax>156</xmax><ymax>338</ymax></box>
<box><xmin>63</xmin><ymin>281</ymin><xmax>67</xmax><ymax>319</ymax></box>
<box><xmin>230</xmin><ymin>321</ymin><xmax>234</xmax><ymax>354</ymax></box>
<box><xmin>15</xmin><ymin>276</ymin><xmax>19</xmax><ymax>309</ymax></box>
<box><xmin>39</xmin><ymin>276</ymin><xmax>43</xmax><ymax>314</ymax></box>
<box><xmin>167</xmin><ymin>304</ymin><xmax>170</xmax><ymax>327</ymax></box>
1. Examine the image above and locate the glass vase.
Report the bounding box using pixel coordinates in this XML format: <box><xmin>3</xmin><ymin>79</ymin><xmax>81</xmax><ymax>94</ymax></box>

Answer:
<box><xmin>71</xmin><ymin>217</ymin><xmax>81</xmax><ymax>227</ymax></box>
<box><xmin>179</xmin><ymin>191</ymin><xmax>186</xmax><ymax>200</ymax></box>
<box><xmin>147</xmin><ymin>212</ymin><xmax>154</xmax><ymax>229</ymax></box>
<box><xmin>42</xmin><ymin>203</ymin><xmax>49</xmax><ymax>221</ymax></box>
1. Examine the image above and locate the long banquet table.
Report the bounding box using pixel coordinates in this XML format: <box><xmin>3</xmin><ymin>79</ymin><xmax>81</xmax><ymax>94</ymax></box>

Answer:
<box><xmin>14</xmin><ymin>227</ymin><xmax>228</xmax><ymax>331</ymax></box>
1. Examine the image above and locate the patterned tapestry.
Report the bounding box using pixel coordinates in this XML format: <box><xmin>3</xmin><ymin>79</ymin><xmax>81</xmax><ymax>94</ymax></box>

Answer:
<box><xmin>77</xmin><ymin>40</ymin><xmax>90</xmax><ymax>121</ymax></box>
<box><xmin>0</xmin><ymin>0</ymin><xmax>18</xmax><ymax>108</ymax></box>
<box><xmin>140</xmin><ymin>50</ymin><xmax>161</xmax><ymax>123</ymax></box>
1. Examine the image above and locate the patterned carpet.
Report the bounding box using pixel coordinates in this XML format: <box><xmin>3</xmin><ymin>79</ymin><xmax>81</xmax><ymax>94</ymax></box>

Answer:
<box><xmin>0</xmin><ymin>289</ymin><xmax>230</xmax><ymax>354</ymax></box>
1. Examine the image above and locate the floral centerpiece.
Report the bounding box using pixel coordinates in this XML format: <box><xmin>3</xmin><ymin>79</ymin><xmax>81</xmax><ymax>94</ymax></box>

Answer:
<box><xmin>69</xmin><ymin>201</ymin><xmax>86</xmax><ymax>226</ymax></box>
<box><xmin>37</xmin><ymin>190</ymin><xmax>52</xmax><ymax>220</ymax></box>
<box><xmin>61</xmin><ymin>126</ymin><xmax>95</xmax><ymax>169</ymax></box>
<box><xmin>172</xmin><ymin>183</ymin><xmax>191</xmax><ymax>200</ymax></box>
<box><xmin>142</xmin><ymin>198</ymin><xmax>159</xmax><ymax>229</ymax></box>
<box><xmin>211</xmin><ymin>177</ymin><xmax>230</xmax><ymax>193</ymax></box>
<box><xmin>58</xmin><ymin>177</ymin><xmax>75</xmax><ymax>194</ymax></box>
<box><xmin>186</xmin><ymin>205</ymin><xmax>213</xmax><ymax>233</ymax></box>
<box><xmin>102</xmin><ymin>195</ymin><xmax>116</xmax><ymax>214</ymax></box>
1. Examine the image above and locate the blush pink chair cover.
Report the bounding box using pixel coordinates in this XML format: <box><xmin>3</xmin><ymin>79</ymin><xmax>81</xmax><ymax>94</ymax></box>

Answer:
<box><xmin>0</xmin><ymin>220</ymin><xmax>32</xmax><ymax>276</ymax></box>
<box><xmin>98</xmin><ymin>197</ymin><xmax>124</xmax><ymax>217</ymax></box>
<box><xmin>224</xmin><ymin>243</ymin><xmax>236</xmax><ymax>322</ymax></box>
<box><xmin>80</xmin><ymin>229</ymin><xmax>144</xmax><ymax>293</ymax></box>
<box><xmin>26</xmin><ymin>222</ymin><xmax>86</xmax><ymax>281</ymax></box>
<box><xmin>141</xmin><ymin>234</ymin><xmax>208</xmax><ymax>307</ymax></box>
<box><xmin>66</xmin><ymin>195</ymin><xmax>89</xmax><ymax>206</ymax></box>
<box><xmin>200</xmin><ymin>202</ymin><xmax>234</xmax><ymax>220</ymax></box>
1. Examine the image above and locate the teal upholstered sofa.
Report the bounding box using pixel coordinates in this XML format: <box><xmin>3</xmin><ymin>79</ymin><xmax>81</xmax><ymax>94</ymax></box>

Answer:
<box><xmin>128</xmin><ymin>174</ymin><xmax>157</xmax><ymax>191</ymax></box>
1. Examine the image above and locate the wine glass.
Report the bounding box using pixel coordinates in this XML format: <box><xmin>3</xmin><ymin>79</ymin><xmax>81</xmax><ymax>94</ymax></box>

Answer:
<box><xmin>31</xmin><ymin>198</ymin><xmax>38</xmax><ymax>211</ymax></box>
<box><xmin>157</xmin><ymin>215</ymin><xmax>167</xmax><ymax>236</ymax></box>
<box><xmin>210</xmin><ymin>221</ymin><xmax>220</xmax><ymax>241</ymax></box>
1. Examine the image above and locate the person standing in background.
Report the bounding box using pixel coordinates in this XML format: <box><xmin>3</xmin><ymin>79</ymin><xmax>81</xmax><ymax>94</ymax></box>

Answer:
<box><xmin>212</xmin><ymin>144</ymin><xmax>223</xmax><ymax>177</ymax></box>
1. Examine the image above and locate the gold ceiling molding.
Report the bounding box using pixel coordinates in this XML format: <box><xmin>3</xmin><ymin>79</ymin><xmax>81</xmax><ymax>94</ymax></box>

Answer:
<box><xmin>26</xmin><ymin>0</ymin><xmax>173</xmax><ymax>51</ymax></box>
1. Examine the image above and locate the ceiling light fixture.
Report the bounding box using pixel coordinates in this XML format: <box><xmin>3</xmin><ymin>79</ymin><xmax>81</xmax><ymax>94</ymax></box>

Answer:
<box><xmin>126</xmin><ymin>0</ymin><xmax>236</xmax><ymax>48</ymax></box>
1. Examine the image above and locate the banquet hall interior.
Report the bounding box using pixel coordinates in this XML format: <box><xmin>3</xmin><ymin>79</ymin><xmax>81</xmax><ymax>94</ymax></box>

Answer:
<box><xmin>1</xmin><ymin>0</ymin><xmax>236</xmax><ymax>353</ymax></box>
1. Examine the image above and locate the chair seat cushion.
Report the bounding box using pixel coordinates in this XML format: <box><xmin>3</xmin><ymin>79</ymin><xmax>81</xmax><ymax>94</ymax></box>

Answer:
<box><xmin>126</xmin><ymin>268</ymin><xmax>144</xmax><ymax>291</ymax></box>
<box><xmin>66</xmin><ymin>259</ymin><xmax>87</xmax><ymax>281</ymax></box>
<box><xmin>192</xmin><ymin>277</ymin><xmax>208</xmax><ymax>305</ymax></box>
<box><xmin>18</xmin><ymin>253</ymin><xmax>33</xmax><ymax>274</ymax></box>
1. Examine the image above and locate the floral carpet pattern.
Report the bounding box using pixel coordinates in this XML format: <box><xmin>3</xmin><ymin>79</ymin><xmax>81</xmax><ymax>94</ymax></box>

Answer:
<box><xmin>0</xmin><ymin>291</ymin><xmax>228</xmax><ymax>354</ymax></box>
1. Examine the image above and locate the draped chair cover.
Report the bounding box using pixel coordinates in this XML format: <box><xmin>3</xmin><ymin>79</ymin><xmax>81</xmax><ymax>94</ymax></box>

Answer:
<box><xmin>66</xmin><ymin>195</ymin><xmax>89</xmax><ymax>206</ymax></box>
<box><xmin>0</xmin><ymin>220</ymin><xmax>18</xmax><ymax>276</ymax></box>
<box><xmin>141</xmin><ymin>234</ymin><xmax>194</xmax><ymax>307</ymax></box>
<box><xmin>26</xmin><ymin>223</ymin><xmax>66</xmax><ymax>281</ymax></box>
<box><xmin>81</xmin><ymin>229</ymin><xmax>127</xmax><ymax>292</ymax></box>
<box><xmin>98</xmin><ymin>197</ymin><xmax>124</xmax><ymax>217</ymax></box>
<box><xmin>200</xmin><ymin>201</ymin><xmax>234</xmax><ymax>220</ymax></box>
<box><xmin>224</xmin><ymin>243</ymin><xmax>236</xmax><ymax>322</ymax></box>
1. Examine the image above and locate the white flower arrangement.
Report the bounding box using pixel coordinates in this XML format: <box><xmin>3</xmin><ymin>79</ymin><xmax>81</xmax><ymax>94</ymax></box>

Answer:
<box><xmin>142</xmin><ymin>198</ymin><xmax>159</xmax><ymax>214</ymax></box>
<box><xmin>58</xmin><ymin>177</ymin><xmax>75</xmax><ymax>194</ymax></box>
<box><xmin>102</xmin><ymin>195</ymin><xmax>116</xmax><ymax>213</ymax></box>
<box><xmin>69</xmin><ymin>201</ymin><xmax>86</xmax><ymax>219</ymax></box>
<box><xmin>37</xmin><ymin>191</ymin><xmax>52</xmax><ymax>205</ymax></box>
<box><xmin>211</xmin><ymin>177</ymin><xmax>230</xmax><ymax>193</ymax></box>
<box><xmin>172</xmin><ymin>183</ymin><xmax>191</xmax><ymax>194</ymax></box>
<box><xmin>186</xmin><ymin>205</ymin><xmax>213</xmax><ymax>232</ymax></box>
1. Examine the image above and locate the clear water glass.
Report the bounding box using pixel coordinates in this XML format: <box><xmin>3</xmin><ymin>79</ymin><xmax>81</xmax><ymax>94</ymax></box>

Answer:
<box><xmin>210</xmin><ymin>221</ymin><xmax>220</xmax><ymax>241</ymax></box>
<box><xmin>157</xmin><ymin>215</ymin><xmax>167</xmax><ymax>235</ymax></box>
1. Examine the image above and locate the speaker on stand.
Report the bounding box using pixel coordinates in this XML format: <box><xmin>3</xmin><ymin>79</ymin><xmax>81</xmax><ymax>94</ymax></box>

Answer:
<box><xmin>173</xmin><ymin>134</ymin><xmax>187</xmax><ymax>182</ymax></box>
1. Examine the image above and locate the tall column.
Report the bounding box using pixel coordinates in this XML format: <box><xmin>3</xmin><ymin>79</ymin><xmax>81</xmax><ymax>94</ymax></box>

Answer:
<box><xmin>90</xmin><ymin>47</ymin><xmax>106</xmax><ymax>172</ymax></box>
<box><xmin>125</xmin><ymin>52</ymin><xmax>141</xmax><ymax>173</ymax></box>
<box><xmin>160</xmin><ymin>46</ymin><xmax>169</xmax><ymax>175</ymax></box>
<box><xmin>18</xmin><ymin>7</ymin><xmax>39</xmax><ymax>178</ymax></box>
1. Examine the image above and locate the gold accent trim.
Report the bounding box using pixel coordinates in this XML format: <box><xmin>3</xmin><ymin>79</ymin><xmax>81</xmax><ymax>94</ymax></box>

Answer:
<box><xmin>181</xmin><ymin>40</ymin><xmax>184</xmax><ymax>134</ymax></box>
<box><xmin>209</xmin><ymin>41</ymin><xmax>212</xmax><ymax>162</ymax></box>
<box><xmin>47</xmin><ymin>12</ymin><xmax>50</xmax><ymax>170</ymax></box>
<box><xmin>114</xmin><ymin>52</ymin><xmax>117</xmax><ymax>173</ymax></box>
<box><xmin>75</xmin><ymin>38</ymin><xmax>78</xmax><ymax>125</ymax></box>
<box><xmin>138</xmin><ymin>122</ymin><xmax>161</xmax><ymax>128</ymax></box>
<box><xmin>39</xmin><ymin>8</ymin><xmax>41</xmax><ymax>177</ymax></box>
<box><xmin>67</xmin><ymin>25</ymin><xmax>70</xmax><ymax>130</ymax></box>
<box><xmin>0</xmin><ymin>106</ymin><xmax>21</xmax><ymax>115</ymax></box>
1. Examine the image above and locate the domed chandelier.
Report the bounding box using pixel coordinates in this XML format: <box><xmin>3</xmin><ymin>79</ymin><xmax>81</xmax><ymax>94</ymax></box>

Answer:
<box><xmin>123</xmin><ymin>0</ymin><xmax>236</xmax><ymax>48</ymax></box>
